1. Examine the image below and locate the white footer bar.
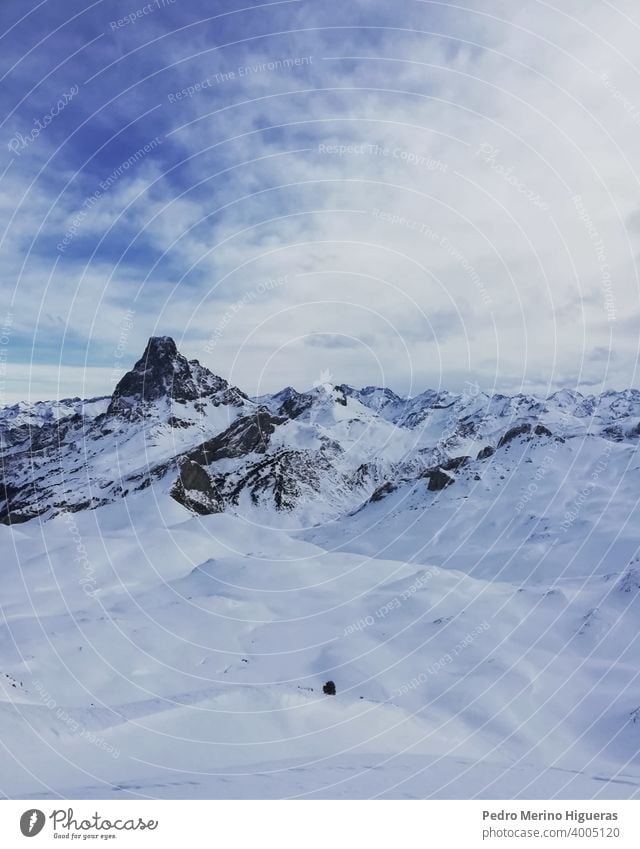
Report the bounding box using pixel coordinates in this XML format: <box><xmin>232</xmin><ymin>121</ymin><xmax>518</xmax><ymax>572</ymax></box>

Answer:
<box><xmin>1</xmin><ymin>800</ymin><xmax>637</xmax><ymax>847</ymax></box>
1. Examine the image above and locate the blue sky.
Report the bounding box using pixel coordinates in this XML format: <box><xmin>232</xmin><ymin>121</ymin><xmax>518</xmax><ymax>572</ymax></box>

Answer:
<box><xmin>1</xmin><ymin>0</ymin><xmax>640</xmax><ymax>402</ymax></box>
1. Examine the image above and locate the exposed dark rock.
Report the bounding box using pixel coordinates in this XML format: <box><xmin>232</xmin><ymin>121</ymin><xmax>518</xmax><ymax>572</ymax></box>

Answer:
<box><xmin>534</xmin><ymin>424</ymin><xmax>553</xmax><ymax>438</ymax></box>
<box><xmin>456</xmin><ymin>420</ymin><xmax>477</xmax><ymax>438</ymax></box>
<box><xmin>602</xmin><ymin>425</ymin><xmax>624</xmax><ymax>442</ymax></box>
<box><xmin>0</xmin><ymin>478</ymin><xmax>48</xmax><ymax>524</ymax></box>
<box><xmin>186</xmin><ymin>411</ymin><xmax>285</xmax><ymax>467</ymax></box>
<box><xmin>352</xmin><ymin>463</ymin><xmax>372</xmax><ymax>487</ymax></box>
<box><xmin>170</xmin><ymin>460</ymin><xmax>224</xmax><ymax>515</ymax></box>
<box><xmin>323</xmin><ymin>680</ymin><xmax>336</xmax><ymax>695</ymax></box>
<box><xmin>224</xmin><ymin>447</ymin><xmax>334</xmax><ymax>511</ymax></box>
<box><xmin>440</xmin><ymin>455</ymin><xmax>470</xmax><ymax>472</ymax></box>
<box><xmin>0</xmin><ymin>507</ymin><xmax>46</xmax><ymax>525</ymax></box>
<box><xmin>477</xmin><ymin>445</ymin><xmax>495</xmax><ymax>460</ymax></box>
<box><xmin>420</xmin><ymin>457</ymin><xmax>467</xmax><ymax>491</ymax></box>
<box><xmin>273</xmin><ymin>388</ymin><xmax>314</xmax><ymax>419</ymax></box>
<box><xmin>337</xmin><ymin>384</ymin><xmax>402</xmax><ymax>415</ymax></box>
<box><xmin>370</xmin><ymin>481</ymin><xmax>397</xmax><ymax>502</ymax></box>
<box><xmin>497</xmin><ymin>423</ymin><xmax>532</xmax><ymax>447</ymax></box>
<box><xmin>426</xmin><ymin>468</ymin><xmax>455</xmax><ymax>491</ymax></box>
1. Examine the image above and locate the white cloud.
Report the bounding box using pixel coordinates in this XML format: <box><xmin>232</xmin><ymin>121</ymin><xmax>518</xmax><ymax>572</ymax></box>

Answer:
<box><xmin>3</xmin><ymin>1</ymin><xmax>640</xmax><ymax>399</ymax></box>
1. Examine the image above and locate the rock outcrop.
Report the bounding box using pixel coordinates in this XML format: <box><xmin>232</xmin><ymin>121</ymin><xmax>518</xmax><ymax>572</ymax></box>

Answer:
<box><xmin>170</xmin><ymin>460</ymin><xmax>224</xmax><ymax>515</ymax></box>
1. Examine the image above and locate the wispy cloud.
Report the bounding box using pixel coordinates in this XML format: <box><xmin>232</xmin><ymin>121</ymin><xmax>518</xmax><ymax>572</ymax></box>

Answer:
<box><xmin>1</xmin><ymin>0</ymin><xmax>639</xmax><ymax>401</ymax></box>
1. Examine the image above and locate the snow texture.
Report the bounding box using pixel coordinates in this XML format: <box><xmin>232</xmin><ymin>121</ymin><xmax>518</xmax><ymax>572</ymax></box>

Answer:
<box><xmin>1</xmin><ymin>338</ymin><xmax>640</xmax><ymax>799</ymax></box>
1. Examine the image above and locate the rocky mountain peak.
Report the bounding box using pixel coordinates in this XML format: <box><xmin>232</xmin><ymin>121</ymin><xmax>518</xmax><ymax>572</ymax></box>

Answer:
<box><xmin>107</xmin><ymin>336</ymin><xmax>232</xmax><ymax>416</ymax></box>
<box><xmin>143</xmin><ymin>335</ymin><xmax>179</xmax><ymax>361</ymax></box>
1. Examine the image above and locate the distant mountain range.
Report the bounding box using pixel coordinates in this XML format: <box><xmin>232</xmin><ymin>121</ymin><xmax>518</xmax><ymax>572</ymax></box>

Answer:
<box><xmin>2</xmin><ymin>335</ymin><xmax>640</xmax><ymax>537</ymax></box>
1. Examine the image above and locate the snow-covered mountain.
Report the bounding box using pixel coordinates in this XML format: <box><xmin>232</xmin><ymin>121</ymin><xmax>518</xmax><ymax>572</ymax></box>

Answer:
<box><xmin>3</xmin><ymin>335</ymin><xmax>640</xmax><ymax>531</ymax></box>
<box><xmin>2</xmin><ymin>337</ymin><xmax>640</xmax><ymax>799</ymax></box>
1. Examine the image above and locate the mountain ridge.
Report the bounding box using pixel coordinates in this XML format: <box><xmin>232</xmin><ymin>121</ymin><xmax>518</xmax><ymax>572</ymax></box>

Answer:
<box><xmin>2</xmin><ymin>336</ymin><xmax>640</xmax><ymax>529</ymax></box>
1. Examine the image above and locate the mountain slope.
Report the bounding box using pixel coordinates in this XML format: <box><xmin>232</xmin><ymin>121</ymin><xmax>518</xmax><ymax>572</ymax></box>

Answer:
<box><xmin>1</xmin><ymin>493</ymin><xmax>640</xmax><ymax>798</ymax></box>
<box><xmin>3</xmin><ymin>337</ymin><xmax>640</xmax><ymax>533</ymax></box>
<box><xmin>2</xmin><ymin>337</ymin><xmax>640</xmax><ymax>798</ymax></box>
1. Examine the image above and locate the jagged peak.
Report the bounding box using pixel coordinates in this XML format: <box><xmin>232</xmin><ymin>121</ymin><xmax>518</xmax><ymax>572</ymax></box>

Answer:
<box><xmin>107</xmin><ymin>336</ymin><xmax>232</xmax><ymax>416</ymax></box>
<box><xmin>142</xmin><ymin>335</ymin><xmax>178</xmax><ymax>358</ymax></box>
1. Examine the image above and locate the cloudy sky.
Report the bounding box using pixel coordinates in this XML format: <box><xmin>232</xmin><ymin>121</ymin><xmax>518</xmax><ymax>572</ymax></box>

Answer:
<box><xmin>1</xmin><ymin>0</ymin><xmax>639</xmax><ymax>402</ymax></box>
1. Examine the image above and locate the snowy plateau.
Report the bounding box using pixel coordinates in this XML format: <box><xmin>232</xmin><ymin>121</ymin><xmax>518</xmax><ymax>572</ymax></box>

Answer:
<box><xmin>1</xmin><ymin>336</ymin><xmax>640</xmax><ymax>799</ymax></box>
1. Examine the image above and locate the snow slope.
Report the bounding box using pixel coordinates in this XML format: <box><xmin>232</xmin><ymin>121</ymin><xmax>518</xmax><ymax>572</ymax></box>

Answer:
<box><xmin>2</xmin><ymin>337</ymin><xmax>640</xmax><ymax>798</ymax></box>
<box><xmin>1</xmin><ymin>491</ymin><xmax>640</xmax><ymax>799</ymax></box>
